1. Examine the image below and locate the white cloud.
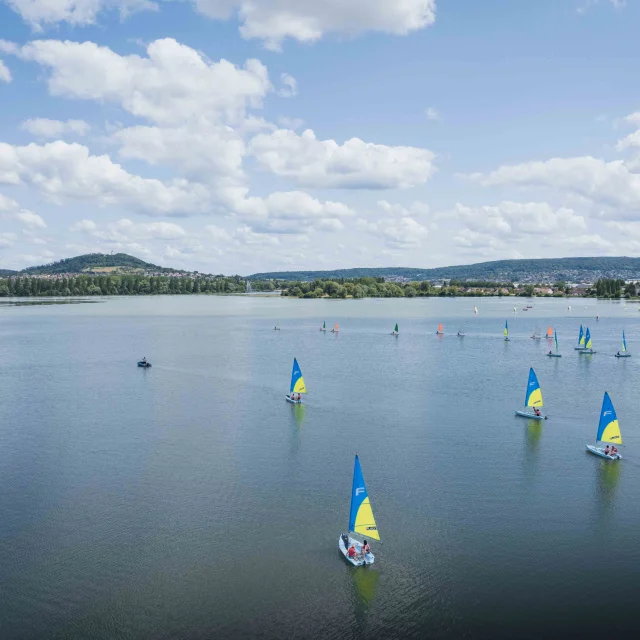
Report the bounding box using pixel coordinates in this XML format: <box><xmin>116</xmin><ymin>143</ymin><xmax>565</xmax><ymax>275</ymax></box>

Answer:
<box><xmin>425</xmin><ymin>107</ymin><xmax>440</xmax><ymax>121</ymax></box>
<box><xmin>359</xmin><ymin>215</ymin><xmax>429</xmax><ymax>249</ymax></box>
<box><xmin>12</xmin><ymin>38</ymin><xmax>271</xmax><ymax>126</ymax></box>
<box><xmin>278</xmin><ymin>73</ymin><xmax>297</xmax><ymax>97</ymax></box>
<box><xmin>191</xmin><ymin>0</ymin><xmax>436</xmax><ymax>49</ymax></box>
<box><xmin>249</xmin><ymin>128</ymin><xmax>435</xmax><ymax>189</ymax></box>
<box><xmin>0</xmin><ymin>140</ymin><xmax>212</xmax><ymax>216</ymax></box>
<box><xmin>15</xmin><ymin>210</ymin><xmax>47</xmax><ymax>228</ymax></box>
<box><xmin>472</xmin><ymin>156</ymin><xmax>640</xmax><ymax>213</ymax></box>
<box><xmin>113</xmin><ymin>122</ymin><xmax>245</xmax><ymax>178</ymax></box>
<box><xmin>227</xmin><ymin>189</ymin><xmax>354</xmax><ymax>233</ymax></box>
<box><xmin>72</xmin><ymin>217</ymin><xmax>187</xmax><ymax>242</ymax></box>
<box><xmin>21</xmin><ymin>118</ymin><xmax>90</xmax><ymax>138</ymax></box>
<box><xmin>5</xmin><ymin>0</ymin><xmax>157</xmax><ymax>29</ymax></box>
<box><xmin>0</xmin><ymin>59</ymin><xmax>11</xmax><ymax>83</ymax></box>
<box><xmin>452</xmin><ymin>201</ymin><xmax>587</xmax><ymax>236</ymax></box>
<box><xmin>278</xmin><ymin>116</ymin><xmax>304</xmax><ymax>130</ymax></box>
<box><xmin>0</xmin><ymin>192</ymin><xmax>47</xmax><ymax>229</ymax></box>
<box><xmin>5</xmin><ymin>1</ymin><xmax>436</xmax><ymax>49</ymax></box>
<box><xmin>377</xmin><ymin>200</ymin><xmax>430</xmax><ymax>218</ymax></box>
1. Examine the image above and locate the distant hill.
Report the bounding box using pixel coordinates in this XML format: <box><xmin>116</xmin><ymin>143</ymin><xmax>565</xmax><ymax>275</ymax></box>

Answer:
<box><xmin>19</xmin><ymin>253</ymin><xmax>176</xmax><ymax>275</ymax></box>
<box><xmin>249</xmin><ymin>257</ymin><xmax>640</xmax><ymax>283</ymax></box>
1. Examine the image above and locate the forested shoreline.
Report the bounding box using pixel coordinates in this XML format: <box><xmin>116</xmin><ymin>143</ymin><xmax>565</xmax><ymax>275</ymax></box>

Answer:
<box><xmin>0</xmin><ymin>275</ymin><xmax>245</xmax><ymax>297</ymax></box>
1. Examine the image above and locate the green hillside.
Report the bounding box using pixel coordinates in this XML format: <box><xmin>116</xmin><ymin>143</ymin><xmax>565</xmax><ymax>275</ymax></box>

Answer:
<box><xmin>249</xmin><ymin>257</ymin><xmax>640</xmax><ymax>283</ymax></box>
<box><xmin>21</xmin><ymin>253</ymin><xmax>171</xmax><ymax>275</ymax></box>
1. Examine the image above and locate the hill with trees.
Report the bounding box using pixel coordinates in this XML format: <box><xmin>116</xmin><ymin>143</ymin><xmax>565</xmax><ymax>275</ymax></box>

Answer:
<box><xmin>21</xmin><ymin>253</ymin><xmax>171</xmax><ymax>275</ymax></box>
<box><xmin>249</xmin><ymin>257</ymin><xmax>640</xmax><ymax>283</ymax></box>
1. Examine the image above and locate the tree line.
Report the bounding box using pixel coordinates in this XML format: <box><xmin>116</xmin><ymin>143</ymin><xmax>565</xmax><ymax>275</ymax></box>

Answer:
<box><xmin>0</xmin><ymin>275</ymin><xmax>245</xmax><ymax>297</ymax></box>
<box><xmin>593</xmin><ymin>278</ymin><xmax>636</xmax><ymax>298</ymax></box>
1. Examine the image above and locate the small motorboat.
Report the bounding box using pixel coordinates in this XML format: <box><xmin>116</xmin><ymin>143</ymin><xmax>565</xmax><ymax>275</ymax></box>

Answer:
<box><xmin>137</xmin><ymin>361</ymin><xmax>151</xmax><ymax>368</ymax></box>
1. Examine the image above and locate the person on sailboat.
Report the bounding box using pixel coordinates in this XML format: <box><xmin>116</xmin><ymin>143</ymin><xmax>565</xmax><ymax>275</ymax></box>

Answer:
<box><xmin>141</xmin><ymin>357</ymin><xmax>147</xmax><ymax>365</ymax></box>
<box><xmin>347</xmin><ymin>544</ymin><xmax>357</xmax><ymax>559</ymax></box>
<box><xmin>534</xmin><ymin>407</ymin><xmax>541</xmax><ymax>417</ymax></box>
<box><xmin>341</xmin><ymin>533</ymin><xmax>349</xmax><ymax>550</ymax></box>
<box><xmin>362</xmin><ymin>540</ymin><xmax>370</xmax><ymax>556</ymax></box>
<box><xmin>604</xmin><ymin>445</ymin><xmax>610</xmax><ymax>455</ymax></box>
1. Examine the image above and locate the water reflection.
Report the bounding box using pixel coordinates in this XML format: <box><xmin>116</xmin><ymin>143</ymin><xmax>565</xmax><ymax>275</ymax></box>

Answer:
<box><xmin>288</xmin><ymin>403</ymin><xmax>305</xmax><ymax>457</ymax></box>
<box><xmin>593</xmin><ymin>458</ymin><xmax>622</xmax><ymax>528</ymax></box>
<box><xmin>523</xmin><ymin>420</ymin><xmax>543</xmax><ymax>480</ymax></box>
<box><xmin>351</xmin><ymin>566</ymin><xmax>380</xmax><ymax>634</ymax></box>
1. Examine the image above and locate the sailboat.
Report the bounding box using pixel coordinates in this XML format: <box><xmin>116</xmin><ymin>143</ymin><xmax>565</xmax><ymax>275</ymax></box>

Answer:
<box><xmin>615</xmin><ymin>331</ymin><xmax>631</xmax><ymax>358</ymax></box>
<box><xmin>474</xmin><ymin>306</ymin><xmax>478</xmax><ymax>315</ymax></box>
<box><xmin>586</xmin><ymin>392</ymin><xmax>622</xmax><ymax>460</ymax></box>
<box><xmin>274</xmin><ymin>322</ymin><xmax>281</xmax><ymax>331</ymax></box>
<box><xmin>515</xmin><ymin>367</ymin><xmax>546</xmax><ymax>420</ymax></box>
<box><xmin>339</xmin><ymin>454</ymin><xmax>380</xmax><ymax>566</ymax></box>
<box><xmin>331</xmin><ymin>323</ymin><xmax>339</xmax><ymax>333</ymax></box>
<box><xmin>547</xmin><ymin>330</ymin><xmax>562</xmax><ymax>357</ymax></box>
<box><xmin>457</xmin><ymin>324</ymin><xmax>465</xmax><ymax>337</ymax></box>
<box><xmin>504</xmin><ymin>320</ymin><xmax>510</xmax><ymax>341</ymax></box>
<box><xmin>546</xmin><ymin>326</ymin><xmax>553</xmax><ymax>339</ymax></box>
<box><xmin>531</xmin><ymin>325</ymin><xmax>541</xmax><ymax>340</ymax></box>
<box><xmin>320</xmin><ymin>321</ymin><xmax>327</xmax><ymax>332</ymax></box>
<box><xmin>391</xmin><ymin>323</ymin><xmax>399</xmax><ymax>336</ymax></box>
<box><xmin>574</xmin><ymin>324</ymin><xmax>585</xmax><ymax>350</ymax></box>
<box><xmin>436</xmin><ymin>323</ymin><xmax>443</xmax><ymax>335</ymax></box>
<box><xmin>286</xmin><ymin>358</ymin><xmax>306</xmax><ymax>404</ymax></box>
<box><xmin>580</xmin><ymin>327</ymin><xmax>595</xmax><ymax>354</ymax></box>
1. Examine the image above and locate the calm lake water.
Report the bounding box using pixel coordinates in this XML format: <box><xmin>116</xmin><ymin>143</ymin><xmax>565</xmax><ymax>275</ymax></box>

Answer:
<box><xmin>2</xmin><ymin>295</ymin><xmax>640</xmax><ymax>639</ymax></box>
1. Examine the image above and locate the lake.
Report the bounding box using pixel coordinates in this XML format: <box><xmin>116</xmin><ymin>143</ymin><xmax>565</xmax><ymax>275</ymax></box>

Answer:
<box><xmin>1</xmin><ymin>295</ymin><xmax>640</xmax><ymax>639</ymax></box>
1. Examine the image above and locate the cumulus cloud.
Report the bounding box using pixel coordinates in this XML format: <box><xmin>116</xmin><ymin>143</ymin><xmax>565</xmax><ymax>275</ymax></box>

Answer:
<box><xmin>278</xmin><ymin>73</ymin><xmax>297</xmax><ymax>97</ymax></box>
<box><xmin>225</xmin><ymin>189</ymin><xmax>354</xmax><ymax>233</ymax></box>
<box><xmin>249</xmin><ymin>128</ymin><xmax>435</xmax><ymax>189</ymax></box>
<box><xmin>358</xmin><ymin>210</ymin><xmax>429</xmax><ymax>249</ymax></box>
<box><xmin>0</xmin><ymin>140</ymin><xmax>212</xmax><ymax>216</ymax></box>
<box><xmin>5</xmin><ymin>1</ymin><xmax>436</xmax><ymax>49</ymax></box>
<box><xmin>452</xmin><ymin>201</ymin><xmax>587</xmax><ymax>236</ymax></box>
<box><xmin>71</xmin><ymin>217</ymin><xmax>186</xmax><ymax>242</ymax></box>
<box><xmin>113</xmin><ymin>123</ymin><xmax>245</xmax><ymax>178</ymax></box>
<box><xmin>21</xmin><ymin>118</ymin><xmax>90</xmax><ymax>138</ymax></box>
<box><xmin>11</xmin><ymin>38</ymin><xmax>271</xmax><ymax>126</ymax></box>
<box><xmin>0</xmin><ymin>191</ymin><xmax>46</xmax><ymax>228</ymax></box>
<box><xmin>471</xmin><ymin>156</ymin><xmax>640</xmax><ymax>213</ymax></box>
<box><xmin>5</xmin><ymin>0</ymin><xmax>157</xmax><ymax>29</ymax></box>
<box><xmin>0</xmin><ymin>59</ymin><xmax>11</xmax><ymax>83</ymax></box>
<box><xmin>425</xmin><ymin>107</ymin><xmax>440</xmax><ymax>121</ymax></box>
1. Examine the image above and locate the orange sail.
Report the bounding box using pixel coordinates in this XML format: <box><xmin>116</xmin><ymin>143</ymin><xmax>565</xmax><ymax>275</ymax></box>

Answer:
<box><xmin>437</xmin><ymin>323</ymin><xmax>443</xmax><ymax>333</ymax></box>
<box><xmin>334</xmin><ymin>323</ymin><xmax>339</xmax><ymax>332</ymax></box>
<box><xmin>547</xmin><ymin>326</ymin><xmax>553</xmax><ymax>337</ymax></box>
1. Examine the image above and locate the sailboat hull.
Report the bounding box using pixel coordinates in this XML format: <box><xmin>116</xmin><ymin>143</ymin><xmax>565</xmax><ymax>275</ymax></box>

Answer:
<box><xmin>137</xmin><ymin>362</ymin><xmax>151</xmax><ymax>368</ymax></box>
<box><xmin>574</xmin><ymin>346</ymin><xmax>585</xmax><ymax>350</ymax></box>
<box><xmin>286</xmin><ymin>395</ymin><xmax>302</xmax><ymax>404</ymax></box>
<box><xmin>580</xmin><ymin>349</ymin><xmax>596</xmax><ymax>354</ymax></box>
<box><xmin>515</xmin><ymin>410</ymin><xmax>545</xmax><ymax>420</ymax></box>
<box><xmin>547</xmin><ymin>353</ymin><xmax>562</xmax><ymax>358</ymax></box>
<box><xmin>338</xmin><ymin>535</ymin><xmax>375</xmax><ymax>566</ymax></box>
<box><xmin>586</xmin><ymin>445</ymin><xmax>621</xmax><ymax>460</ymax></box>
<box><xmin>615</xmin><ymin>354</ymin><xmax>631</xmax><ymax>358</ymax></box>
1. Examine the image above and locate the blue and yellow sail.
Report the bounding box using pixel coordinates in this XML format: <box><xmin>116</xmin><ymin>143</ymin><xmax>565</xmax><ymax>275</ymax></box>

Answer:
<box><xmin>585</xmin><ymin>328</ymin><xmax>592</xmax><ymax>350</ymax></box>
<box><xmin>554</xmin><ymin>330</ymin><xmax>559</xmax><ymax>352</ymax></box>
<box><xmin>349</xmin><ymin>454</ymin><xmax>380</xmax><ymax>541</ymax></box>
<box><xmin>525</xmin><ymin>367</ymin><xmax>543</xmax><ymax>408</ymax></box>
<box><xmin>504</xmin><ymin>320</ymin><xmax>509</xmax><ymax>337</ymax></box>
<box><xmin>578</xmin><ymin>324</ymin><xmax>585</xmax><ymax>346</ymax></box>
<box><xmin>596</xmin><ymin>392</ymin><xmax>622</xmax><ymax>444</ymax></box>
<box><xmin>290</xmin><ymin>358</ymin><xmax>306</xmax><ymax>394</ymax></box>
<box><xmin>622</xmin><ymin>330</ymin><xmax>627</xmax><ymax>352</ymax></box>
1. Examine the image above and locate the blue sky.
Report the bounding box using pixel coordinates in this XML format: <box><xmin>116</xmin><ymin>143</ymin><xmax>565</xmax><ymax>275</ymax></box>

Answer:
<box><xmin>1</xmin><ymin>0</ymin><xmax>639</xmax><ymax>274</ymax></box>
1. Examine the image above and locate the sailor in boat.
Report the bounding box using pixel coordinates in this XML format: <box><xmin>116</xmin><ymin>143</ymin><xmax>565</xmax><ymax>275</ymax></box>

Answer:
<box><xmin>141</xmin><ymin>357</ymin><xmax>147</xmax><ymax>365</ymax></box>
<box><xmin>534</xmin><ymin>407</ymin><xmax>541</xmax><ymax>417</ymax></box>
<box><xmin>341</xmin><ymin>533</ymin><xmax>349</xmax><ymax>550</ymax></box>
<box><xmin>347</xmin><ymin>544</ymin><xmax>358</xmax><ymax>560</ymax></box>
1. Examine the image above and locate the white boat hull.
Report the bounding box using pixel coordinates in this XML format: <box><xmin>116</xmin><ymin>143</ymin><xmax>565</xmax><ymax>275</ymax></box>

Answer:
<box><xmin>286</xmin><ymin>395</ymin><xmax>302</xmax><ymax>404</ymax></box>
<box><xmin>615</xmin><ymin>354</ymin><xmax>631</xmax><ymax>358</ymax></box>
<box><xmin>586</xmin><ymin>445</ymin><xmax>621</xmax><ymax>460</ymax></box>
<box><xmin>580</xmin><ymin>349</ymin><xmax>596</xmax><ymax>354</ymax></box>
<box><xmin>574</xmin><ymin>346</ymin><xmax>585</xmax><ymax>350</ymax></box>
<box><xmin>547</xmin><ymin>353</ymin><xmax>562</xmax><ymax>358</ymax></box>
<box><xmin>338</xmin><ymin>535</ymin><xmax>375</xmax><ymax>566</ymax></box>
<box><xmin>515</xmin><ymin>410</ymin><xmax>545</xmax><ymax>420</ymax></box>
